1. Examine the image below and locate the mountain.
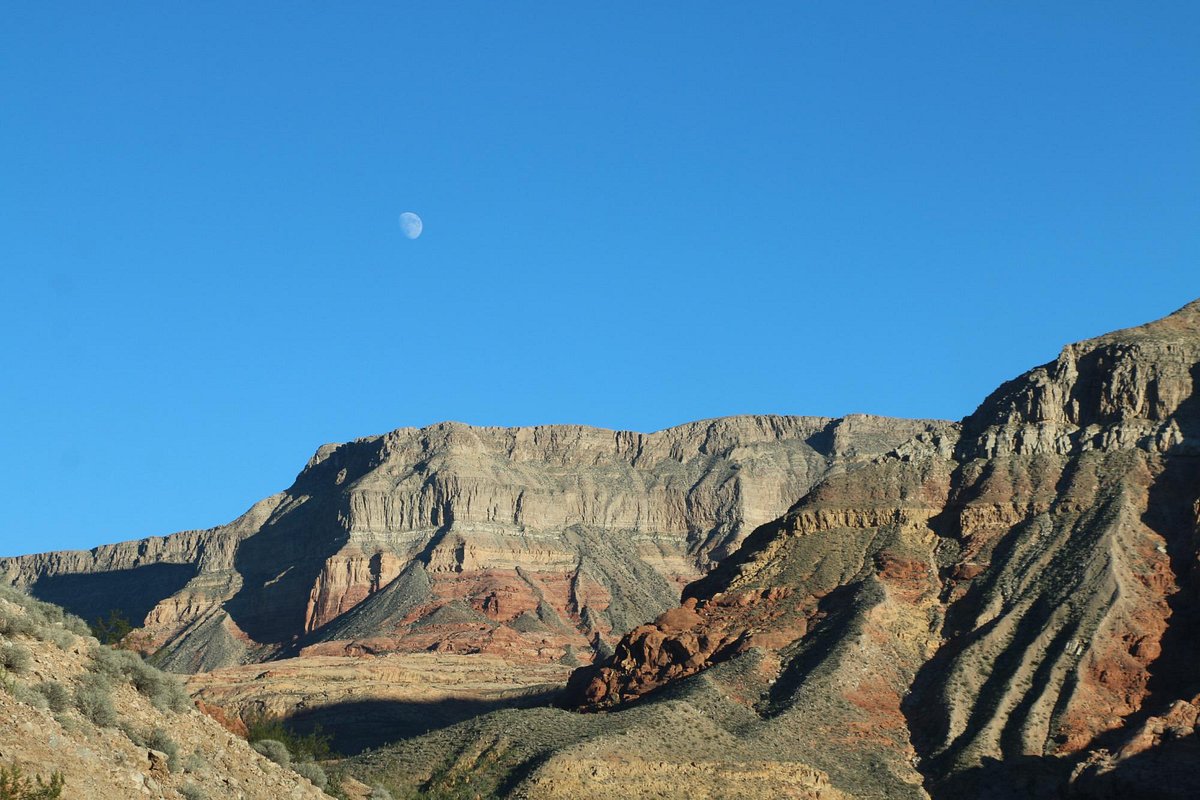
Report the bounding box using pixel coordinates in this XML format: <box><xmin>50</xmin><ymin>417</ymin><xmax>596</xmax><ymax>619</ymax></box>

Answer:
<box><xmin>341</xmin><ymin>299</ymin><xmax>1200</xmax><ymax>799</ymax></box>
<box><xmin>0</xmin><ymin>414</ymin><xmax>944</xmax><ymax>673</ymax></box>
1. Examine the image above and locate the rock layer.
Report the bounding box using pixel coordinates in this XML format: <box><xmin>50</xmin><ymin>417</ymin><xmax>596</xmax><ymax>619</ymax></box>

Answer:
<box><xmin>560</xmin><ymin>299</ymin><xmax>1200</xmax><ymax>799</ymax></box>
<box><xmin>1</xmin><ymin>414</ymin><xmax>944</xmax><ymax>671</ymax></box>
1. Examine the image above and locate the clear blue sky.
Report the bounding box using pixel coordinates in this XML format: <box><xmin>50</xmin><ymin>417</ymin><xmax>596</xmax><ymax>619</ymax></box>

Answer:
<box><xmin>2</xmin><ymin>4</ymin><xmax>1197</xmax><ymax>556</ymax></box>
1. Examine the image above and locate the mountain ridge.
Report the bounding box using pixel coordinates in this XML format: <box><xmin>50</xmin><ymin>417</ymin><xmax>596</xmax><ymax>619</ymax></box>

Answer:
<box><xmin>2</xmin><ymin>413</ymin><xmax>947</xmax><ymax>675</ymax></box>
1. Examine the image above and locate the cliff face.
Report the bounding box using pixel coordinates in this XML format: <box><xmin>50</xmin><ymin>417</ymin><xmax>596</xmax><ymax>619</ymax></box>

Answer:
<box><xmin>563</xmin><ymin>299</ymin><xmax>1200</xmax><ymax>799</ymax></box>
<box><xmin>1</xmin><ymin>413</ymin><xmax>946</xmax><ymax>672</ymax></box>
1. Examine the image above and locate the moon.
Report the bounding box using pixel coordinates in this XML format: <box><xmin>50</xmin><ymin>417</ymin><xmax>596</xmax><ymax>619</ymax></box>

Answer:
<box><xmin>399</xmin><ymin>211</ymin><xmax>423</xmax><ymax>239</ymax></box>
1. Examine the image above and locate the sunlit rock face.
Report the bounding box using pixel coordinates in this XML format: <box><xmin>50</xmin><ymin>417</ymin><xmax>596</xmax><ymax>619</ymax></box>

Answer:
<box><xmin>564</xmin><ymin>299</ymin><xmax>1200</xmax><ymax>800</ymax></box>
<box><xmin>0</xmin><ymin>413</ymin><xmax>944</xmax><ymax>671</ymax></box>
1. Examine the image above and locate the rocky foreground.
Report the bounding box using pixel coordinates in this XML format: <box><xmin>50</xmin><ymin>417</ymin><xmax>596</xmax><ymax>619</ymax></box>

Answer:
<box><xmin>0</xmin><ymin>587</ymin><xmax>328</xmax><ymax>800</ymax></box>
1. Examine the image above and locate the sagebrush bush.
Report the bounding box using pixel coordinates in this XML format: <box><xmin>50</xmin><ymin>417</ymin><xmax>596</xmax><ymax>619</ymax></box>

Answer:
<box><xmin>251</xmin><ymin>739</ymin><xmax>291</xmax><ymax>768</ymax></box>
<box><xmin>0</xmin><ymin>611</ymin><xmax>36</xmax><ymax>639</ymax></box>
<box><xmin>0</xmin><ymin>644</ymin><xmax>31</xmax><ymax>675</ymax></box>
<box><xmin>292</xmin><ymin>761</ymin><xmax>327</xmax><ymax>790</ymax></box>
<box><xmin>179</xmin><ymin>784</ymin><xmax>206</xmax><ymax>800</ymax></box>
<box><xmin>35</xmin><ymin>682</ymin><xmax>70</xmax><ymax>714</ymax></box>
<box><xmin>41</xmin><ymin>628</ymin><xmax>73</xmax><ymax>651</ymax></box>
<box><xmin>87</xmin><ymin>643</ymin><xmax>191</xmax><ymax>712</ymax></box>
<box><xmin>119</xmin><ymin>722</ymin><xmax>148</xmax><ymax>747</ymax></box>
<box><xmin>62</xmin><ymin>614</ymin><xmax>91</xmax><ymax>638</ymax></box>
<box><xmin>74</xmin><ymin>674</ymin><xmax>117</xmax><ymax>727</ymax></box>
<box><xmin>183</xmin><ymin>752</ymin><xmax>207</xmax><ymax>774</ymax></box>
<box><xmin>90</xmin><ymin>646</ymin><xmax>142</xmax><ymax>681</ymax></box>
<box><xmin>368</xmin><ymin>786</ymin><xmax>394</xmax><ymax>800</ymax></box>
<box><xmin>147</xmin><ymin>727</ymin><xmax>180</xmax><ymax>772</ymax></box>
<box><xmin>10</xmin><ymin>683</ymin><xmax>48</xmax><ymax>711</ymax></box>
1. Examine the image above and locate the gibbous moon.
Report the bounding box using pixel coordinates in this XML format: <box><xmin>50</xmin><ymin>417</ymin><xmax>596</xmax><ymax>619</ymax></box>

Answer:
<box><xmin>399</xmin><ymin>211</ymin><xmax>423</xmax><ymax>239</ymax></box>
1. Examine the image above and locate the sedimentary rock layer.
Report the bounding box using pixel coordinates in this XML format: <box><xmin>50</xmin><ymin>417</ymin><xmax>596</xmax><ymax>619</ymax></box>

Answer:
<box><xmin>1</xmin><ymin>413</ymin><xmax>944</xmax><ymax>671</ymax></box>
<box><xmin>561</xmin><ymin>299</ymin><xmax>1200</xmax><ymax>799</ymax></box>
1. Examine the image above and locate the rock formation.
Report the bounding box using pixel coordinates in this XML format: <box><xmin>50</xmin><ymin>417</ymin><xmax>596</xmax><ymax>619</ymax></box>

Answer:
<box><xmin>555</xmin><ymin>298</ymin><xmax>1200</xmax><ymax>798</ymax></box>
<box><xmin>1</xmin><ymin>414</ymin><xmax>944</xmax><ymax>672</ymax></box>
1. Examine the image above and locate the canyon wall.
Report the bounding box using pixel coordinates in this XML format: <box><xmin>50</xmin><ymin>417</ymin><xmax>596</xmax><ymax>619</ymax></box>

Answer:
<box><xmin>1</xmin><ymin>413</ymin><xmax>945</xmax><ymax>672</ymax></box>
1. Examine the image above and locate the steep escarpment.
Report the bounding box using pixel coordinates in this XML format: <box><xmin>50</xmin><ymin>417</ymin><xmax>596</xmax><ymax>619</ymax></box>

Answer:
<box><xmin>553</xmin><ymin>299</ymin><xmax>1200</xmax><ymax>799</ymax></box>
<box><xmin>1</xmin><ymin>414</ymin><xmax>943</xmax><ymax>672</ymax></box>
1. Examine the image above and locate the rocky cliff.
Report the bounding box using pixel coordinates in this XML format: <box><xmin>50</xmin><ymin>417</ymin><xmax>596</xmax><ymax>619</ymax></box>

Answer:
<box><xmin>1</xmin><ymin>414</ymin><xmax>944</xmax><ymax>672</ymax></box>
<box><xmin>553</xmin><ymin>299</ymin><xmax>1200</xmax><ymax>799</ymax></box>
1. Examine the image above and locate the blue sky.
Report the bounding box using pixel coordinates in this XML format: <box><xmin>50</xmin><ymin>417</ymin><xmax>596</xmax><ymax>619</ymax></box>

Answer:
<box><xmin>2</xmin><ymin>4</ymin><xmax>1197</xmax><ymax>556</ymax></box>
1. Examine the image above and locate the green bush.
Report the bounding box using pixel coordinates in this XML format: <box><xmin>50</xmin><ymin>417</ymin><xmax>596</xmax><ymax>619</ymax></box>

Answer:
<box><xmin>179</xmin><ymin>783</ymin><xmax>206</xmax><ymax>800</ymax></box>
<box><xmin>0</xmin><ymin>645</ymin><xmax>31</xmax><ymax>675</ymax></box>
<box><xmin>245</xmin><ymin>714</ymin><xmax>335</xmax><ymax>761</ymax></box>
<box><xmin>368</xmin><ymin>787</ymin><xmax>394</xmax><ymax>800</ymax></box>
<box><xmin>183</xmin><ymin>752</ymin><xmax>207</xmax><ymax>774</ymax></box>
<box><xmin>293</xmin><ymin>761</ymin><xmax>328</xmax><ymax>790</ymax></box>
<box><xmin>41</xmin><ymin>628</ymin><xmax>73</xmax><ymax>650</ymax></box>
<box><xmin>75</xmin><ymin>674</ymin><xmax>117</xmax><ymax>727</ymax></box>
<box><xmin>88</xmin><ymin>645</ymin><xmax>191</xmax><ymax>712</ymax></box>
<box><xmin>147</xmin><ymin>728</ymin><xmax>181</xmax><ymax>772</ymax></box>
<box><xmin>89</xmin><ymin>645</ymin><xmax>142</xmax><ymax>680</ymax></box>
<box><xmin>89</xmin><ymin>610</ymin><xmax>134</xmax><ymax>645</ymax></box>
<box><xmin>0</xmin><ymin>761</ymin><xmax>64</xmax><ymax>799</ymax></box>
<box><xmin>62</xmin><ymin>614</ymin><xmax>91</xmax><ymax>638</ymax></box>
<box><xmin>35</xmin><ymin>682</ymin><xmax>70</xmax><ymax>714</ymax></box>
<box><xmin>129</xmin><ymin>659</ymin><xmax>191</xmax><ymax>711</ymax></box>
<box><xmin>9</xmin><ymin>684</ymin><xmax>48</xmax><ymax>711</ymax></box>
<box><xmin>252</xmin><ymin>739</ymin><xmax>291</xmax><ymax>768</ymax></box>
<box><xmin>119</xmin><ymin>722</ymin><xmax>147</xmax><ymax>747</ymax></box>
<box><xmin>0</xmin><ymin>611</ymin><xmax>36</xmax><ymax>639</ymax></box>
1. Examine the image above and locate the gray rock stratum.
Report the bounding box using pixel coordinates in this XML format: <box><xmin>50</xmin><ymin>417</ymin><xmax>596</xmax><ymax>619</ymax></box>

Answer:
<box><xmin>1</xmin><ymin>414</ymin><xmax>946</xmax><ymax>672</ymax></box>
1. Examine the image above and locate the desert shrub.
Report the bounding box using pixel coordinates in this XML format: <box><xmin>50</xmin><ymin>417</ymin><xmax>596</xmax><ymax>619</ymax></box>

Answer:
<box><xmin>41</xmin><ymin>628</ymin><xmax>73</xmax><ymax>650</ymax></box>
<box><xmin>9</xmin><ymin>684</ymin><xmax>48</xmax><ymax>711</ymax></box>
<box><xmin>89</xmin><ymin>645</ymin><xmax>142</xmax><ymax>680</ymax></box>
<box><xmin>147</xmin><ymin>727</ymin><xmax>180</xmax><ymax>772</ymax></box>
<box><xmin>61</xmin><ymin>614</ymin><xmax>91</xmax><ymax>638</ymax></box>
<box><xmin>89</xmin><ymin>645</ymin><xmax>191</xmax><ymax>712</ymax></box>
<box><xmin>0</xmin><ymin>610</ymin><xmax>36</xmax><ymax>639</ymax></box>
<box><xmin>119</xmin><ymin>722</ymin><xmax>147</xmax><ymax>747</ymax></box>
<box><xmin>245</xmin><ymin>713</ymin><xmax>335</xmax><ymax>761</ymax></box>
<box><xmin>74</xmin><ymin>674</ymin><xmax>117</xmax><ymax>727</ymax></box>
<box><xmin>179</xmin><ymin>784</ymin><xmax>206</xmax><ymax>800</ymax></box>
<box><xmin>89</xmin><ymin>610</ymin><xmax>133</xmax><ymax>645</ymax></box>
<box><xmin>368</xmin><ymin>786</ymin><xmax>394</xmax><ymax>800</ymax></box>
<box><xmin>129</xmin><ymin>659</ymin><xmax>191</xmax><ymax>711</ymax></box>
<box><xmin>252</xmin><ymin>739</ymin><xmax>291</xmax><ymax>768</ymax></box>
<box><xmin>35</xmin><ymin>682</ymin><xmax>70</xmax><ymax>714</ymax></box>
<box><xmin>183</xmin><ymin>752</ymin><xmax>207</xmax><ymax>774</ymax></box>
<box><xmin>293</xmin><ymin>762</ymin><xmax>328</xmax><ymax>790</ymax></box>
<box><xmin>0</xmin><ymin>760</ymin><xmax>64</xmax><ymax>799</ymax></box>
<box><xmin>0</xmin><ymin>644</ymin><xmax>31</xmax><ymax>675</ymax></box>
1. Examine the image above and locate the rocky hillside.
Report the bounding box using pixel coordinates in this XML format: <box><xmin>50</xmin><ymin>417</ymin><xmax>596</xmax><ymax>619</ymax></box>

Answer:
<box><xmin>343</xmin><ymin>299</ymin><xmax>1200</xmax><ymax>799</ymax></box>
<box><xmin>0</xmin><ymin>586</ymin><xmax>328</xmax><ymax>800</ymax></box>
<box><xmin>0</xmin><ymin>414</ymin><xmax>944</xmax><ymax>672</ymax></box>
